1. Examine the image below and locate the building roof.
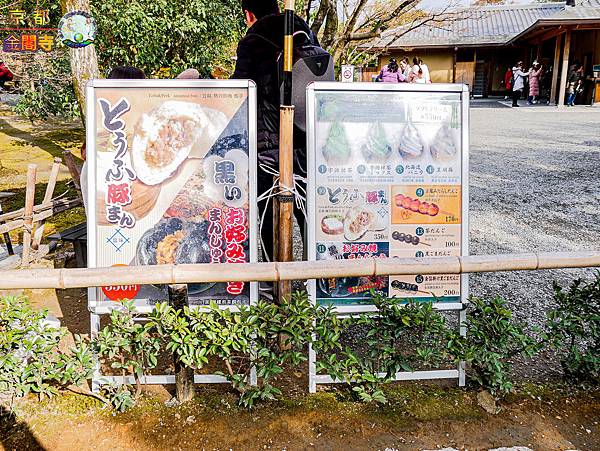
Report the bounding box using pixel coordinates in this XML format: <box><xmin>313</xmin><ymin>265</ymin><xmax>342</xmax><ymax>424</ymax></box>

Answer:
<box><xmin>363</xmin><ymin>2</ymin><xmax>598</xmax><ymax>51</ymax></box>
<box><xmin>538</xmin><ymin>1</ymin><xmax>600</xmax><ymax>22</ymax></box>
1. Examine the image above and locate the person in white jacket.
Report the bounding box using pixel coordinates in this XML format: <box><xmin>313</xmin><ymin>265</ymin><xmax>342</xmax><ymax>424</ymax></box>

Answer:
<box><xmin>511</xmin><ymin>61</ymin><xmax>530</xmax><ymax>107</ymax></box>
<box><xmin>419</xmin><ymin>58</ymin><xmax>431</xmax><ymax>83</ymax></box>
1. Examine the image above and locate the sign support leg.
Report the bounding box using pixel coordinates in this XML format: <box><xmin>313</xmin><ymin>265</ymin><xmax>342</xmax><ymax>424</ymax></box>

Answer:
<box><xmin>458</xmin><ymin>308</ymin><xmax>466</xmax><ymax>387</ymax></box>
<box><xmin>308</xmin><ymin>337</ymin><xmax>317</xmax><ymax>393</ymax></box>
<box><xmin>90</xmin><ymin>311</ymin><xmax>101</xmax><ymax>393</ymax></box>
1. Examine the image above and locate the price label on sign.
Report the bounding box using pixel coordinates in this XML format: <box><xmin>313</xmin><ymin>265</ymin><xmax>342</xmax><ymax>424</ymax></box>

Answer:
<box><xmin>101</xmin><ymin>264</ymin><xmax>140</xmax><ymax>301</ymax></box>
<box><xmin>102</xmin><ymin>284</ymin><xmax>141</xmax><ymax>301</ymax></box>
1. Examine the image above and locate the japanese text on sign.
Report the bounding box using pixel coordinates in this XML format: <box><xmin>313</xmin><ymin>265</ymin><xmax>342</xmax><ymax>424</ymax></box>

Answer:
<box><xmin>99</xmin><ymin>98</ymin><xmax>137</xmax><ymax>228</ymax></box>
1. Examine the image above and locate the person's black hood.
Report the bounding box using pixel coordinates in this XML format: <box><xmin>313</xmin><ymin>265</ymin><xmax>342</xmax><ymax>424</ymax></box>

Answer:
<box><xmin>247</xmin><ymin>13</ymin><xmax>313</xmax><ymax>48</ymax></box>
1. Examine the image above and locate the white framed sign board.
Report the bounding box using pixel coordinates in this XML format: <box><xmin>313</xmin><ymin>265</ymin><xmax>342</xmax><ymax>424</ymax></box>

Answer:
<box><xmin>305</xmin><ymin>82</ymin><xmax>470</xmax><ymax>391</ymax></box>
<box><xmin>85</xmin><ymin>79</ymin><xmax>258</xmax><ymax>315</ymax></box>
<box><xmin>85</xmin><ymin>79</ymin><xmax>258</xmax><ymax>390</ymax></box>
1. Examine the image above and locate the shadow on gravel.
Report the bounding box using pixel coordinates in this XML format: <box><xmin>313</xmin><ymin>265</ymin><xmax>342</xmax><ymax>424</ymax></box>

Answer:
<box><xmin>0</xmin><ymin>405</ymin><xmax>46</xmax><ymax>451</ymax></box>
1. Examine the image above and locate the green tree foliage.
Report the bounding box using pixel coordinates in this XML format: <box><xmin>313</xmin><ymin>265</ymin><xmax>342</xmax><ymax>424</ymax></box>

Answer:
<box><xmin>90</xmin><ymin>0</ymin><xmax>245</xmax><ymax>78</ymax></box>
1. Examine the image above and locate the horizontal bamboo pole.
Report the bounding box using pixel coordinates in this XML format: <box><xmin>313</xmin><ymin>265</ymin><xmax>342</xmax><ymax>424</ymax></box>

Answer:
<box><xmin>0</xmin><ymin>197</ymin><xmax>81</xmax><ymax>224</ymax></box>
<box><xmin>0</xmin><ymin>199</ymin><xmax>81</xmax><ymax>235</ymax></box>
<box><xmin>0</xmin><ymin>252</ymin><xmax>598</xmax><ymax>290</ymax></box>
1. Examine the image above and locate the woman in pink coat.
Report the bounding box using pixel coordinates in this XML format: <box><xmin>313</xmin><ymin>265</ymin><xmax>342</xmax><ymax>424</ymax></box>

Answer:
<box><xmin>376</xmin><ymin>58</ymin><xmax>406</xmax><ymax>83</ymax></box>
<box><xmin>528</xmin><ymin>62</ymin><xmax>543</xmax><ymax>104</ymax></box>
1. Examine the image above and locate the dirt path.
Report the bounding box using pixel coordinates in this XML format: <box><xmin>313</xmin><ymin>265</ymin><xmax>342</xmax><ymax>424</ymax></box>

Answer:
<box><xmin>2</xmin><ymin>385</ymin><xmax>599</xmax><ymax>450</ymax></box>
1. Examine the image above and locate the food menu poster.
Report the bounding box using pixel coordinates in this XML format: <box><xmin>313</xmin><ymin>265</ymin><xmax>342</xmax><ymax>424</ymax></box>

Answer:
<box><xmin>88</xmin><ymin>84</ymin><xmax>255</xmax><ymax>308</ymax></box>
<box><xmin>311</xmin><ymin>89</ymin><xmax>464</xmax><ymax>306</ymax></box>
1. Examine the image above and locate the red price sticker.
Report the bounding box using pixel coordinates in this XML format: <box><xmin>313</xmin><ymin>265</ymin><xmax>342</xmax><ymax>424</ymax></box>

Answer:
<box><xmin>102</xmin><ymin>264</ymin><xmax>140</xmax><ymax>301</ymax></box>
<box><xmin>102</xmin><ymin>284</ymin><xmax>141</xmax><ymax>301</ymax></box>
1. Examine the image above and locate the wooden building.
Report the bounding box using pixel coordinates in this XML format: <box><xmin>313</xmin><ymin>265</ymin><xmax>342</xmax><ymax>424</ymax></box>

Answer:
<box><xmin>362</xmin><ymin>1</ymin><xmax>600</xmax><ymax>105</ymax></box>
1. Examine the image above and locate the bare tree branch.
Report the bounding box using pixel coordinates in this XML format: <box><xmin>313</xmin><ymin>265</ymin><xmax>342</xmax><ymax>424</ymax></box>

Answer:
<box><xmin>311</xmin><ymin>0</ymin><xmax>329</xmax><ymax>36</ymax></box>
<box><xmin>321</xmin><ymin>0</ymin><xmax>338</xmax><ymax>49</ymax></box>
<box><xmin>305</xmin><ymin>0</ymin><xmax>312</xmax><ymax>22</ymax></box>
<box><xmin>341</xmin><ymin>0</ymin><xmax>369</xmax><ymax>39</ymax></box>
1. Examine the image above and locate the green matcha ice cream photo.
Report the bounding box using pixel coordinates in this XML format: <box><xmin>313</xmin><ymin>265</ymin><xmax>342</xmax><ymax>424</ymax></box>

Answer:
<box><xmin>361</xmin><ymin>122</ymin><xmax>392</xmax><ymax>163</ymax></box>
<box><xmin>322</xmin><ymin>121</ymin><xmax>352</xmax><ymax>166</ymax></box>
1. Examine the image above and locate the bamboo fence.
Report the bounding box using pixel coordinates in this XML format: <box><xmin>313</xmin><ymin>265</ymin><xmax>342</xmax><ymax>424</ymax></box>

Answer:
<box><xmin>0</xmin><ymin>251</ymin><xmax>598</xmax><ymax>290</ymax></box>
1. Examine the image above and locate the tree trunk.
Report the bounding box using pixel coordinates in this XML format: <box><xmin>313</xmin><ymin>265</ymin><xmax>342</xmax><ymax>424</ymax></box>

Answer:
<box><xmin>168</xmin><ymin>284</ymin><xmax>195</xmax><ymax>403</ymax></box>
<box><xmin>60</xmin><ymin>0</ymin><xmax>100</xmax><ymax>122</ymax></box>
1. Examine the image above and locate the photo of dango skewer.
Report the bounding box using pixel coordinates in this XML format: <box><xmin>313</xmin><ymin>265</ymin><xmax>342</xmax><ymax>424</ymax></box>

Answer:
<box><xmin>394</xmin><ymin>193</ymin><xmax>440</xmax><ymax>217</ymax></box>
<box><xmin>391</xmin><ymin>231</ymin><xmax>431</xmax><ymax>246</ymax></box>
<box><xmin>390</xmin><ymin>279</ymin><xmax>432</xmax><ymax>295</ymax></box>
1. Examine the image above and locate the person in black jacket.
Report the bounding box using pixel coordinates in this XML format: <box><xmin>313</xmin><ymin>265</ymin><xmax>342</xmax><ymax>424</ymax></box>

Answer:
<box><xmin>232</xmin><ymin>0</ymin><xmax>315</xmax><ymax>262</ymax></box>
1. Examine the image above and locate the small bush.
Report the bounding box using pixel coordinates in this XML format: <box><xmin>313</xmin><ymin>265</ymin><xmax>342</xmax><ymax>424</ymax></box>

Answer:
<box><xmin>0</xmin><ymin>296</ymin><xmax>93</xmax><ymax>402</ymax></box>
<box><xmin>150</xmin><ymin>292</ymin><xmax>324</xmax><ymax>408</ymax></box>
<box><xmin>314</xmin><ymin>296</ymin><xmax>456</xmax><ymax>404</ymax></box>
<box><xmin>95</xmin><ymin>300</ymin><xmax>161</xmax><ymax>410</ymax></box>
<box><xmin>455</xmin><ymin>296</ymin><xmax>538</xmax><ymax>394</ymax></box>
<box><xmin>546</xmin><ymin>274</ymin><xmax>600</xmax><ymax>382</ymax></box>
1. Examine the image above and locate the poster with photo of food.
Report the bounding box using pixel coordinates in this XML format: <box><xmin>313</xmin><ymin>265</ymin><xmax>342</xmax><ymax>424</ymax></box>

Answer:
<box><xmin>314</xmin><ymin>91</ymin><xmax>462</xmax><ymax>187</ymax></box>
<box><xmin>315</xmin><ymin>185</ymin><xmax>389</xmax><ymax>242</ymax></box>
<box><xmin>315</xmin><ymin>241</ymin><xmax>389</xmax><ymax>304</ymax></box>
<box><xmin>391</xmin><ymin>185</ymin><xmax>461</xmax><ymax>225</ymax></box>
<box><xmin>389</xmin><ymin>274</ymin><xmax>461</xmax><ymax>302</ymax></box>
<box><xmin>389</xmin><ymin>224</ymin><xmax>461</xmax><ymax>258</ymax></box>
<box><xmin>307</xmin><ymin>84</ymin><xmax>468</xmax><ymax>310</ymax></box>
<box><xmin>87</xmin><ymin>80</ymin><xmax>256</xmax><ymax>309</ymax></box>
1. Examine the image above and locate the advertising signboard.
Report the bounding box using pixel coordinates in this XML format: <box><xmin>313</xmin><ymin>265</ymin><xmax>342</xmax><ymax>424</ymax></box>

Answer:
<box><xmin>86</xmin><ymin>80</ymin><xmax>257</xmax><ymax>312</ymax></box>
<box><xmin>307</xmin><ymin>82</ymin><xmax>469</xmax><ymax>313</ymax></box>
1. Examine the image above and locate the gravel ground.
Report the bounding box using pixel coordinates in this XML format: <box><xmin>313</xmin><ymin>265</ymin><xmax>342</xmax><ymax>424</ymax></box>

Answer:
<box><xmin>469</xmin><ymin>106</ymin><xmax>600</xmax><ymax>330</ymax></box>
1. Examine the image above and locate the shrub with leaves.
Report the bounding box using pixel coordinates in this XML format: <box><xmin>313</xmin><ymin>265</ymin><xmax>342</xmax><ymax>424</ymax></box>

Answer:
<box><xmin>546</xmin><ymin>274</ymin><xmax>600</xmax><ymax>382</ymax></box>
<box><xmin>95</xmin><ymin>300</ymin><xmax>161</xmax><ymax>410</ymax></box>
<box><xmin>150</xmin><ymin>292</ymin><xmax>324</xmax><ymax>408</ymax></box>
<box><xmin>455</xmin><ymin>296</ymin><xmax>538</xmax><ymax>394</ymax></box>
<box><xmin>0</xmin><ymin>296</ymin><xmax>94</xmax><ymax>401</ymax></box>
<box><xmin>314</xmin><ymin>296</ymin><xmax>456</xmax><ymax>403</ymax></box>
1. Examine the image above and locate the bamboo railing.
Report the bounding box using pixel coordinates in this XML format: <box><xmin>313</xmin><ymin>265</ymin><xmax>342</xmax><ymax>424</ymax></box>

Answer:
<box><xmin>0</xmin><ymin>251</ymin><xmax>598</xmax><ymax>290</ymax></box>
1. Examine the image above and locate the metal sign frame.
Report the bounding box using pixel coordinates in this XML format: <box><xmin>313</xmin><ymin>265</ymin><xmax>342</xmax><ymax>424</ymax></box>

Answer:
<box><xmin>85</xmin><ymin>79</ymin><xmax>258</xmax><ymax>391</ymax></box>
<box><xmin>305</xmin><ymin>82</ymin><xmax>470</xmax><ymax>392</ymax></box>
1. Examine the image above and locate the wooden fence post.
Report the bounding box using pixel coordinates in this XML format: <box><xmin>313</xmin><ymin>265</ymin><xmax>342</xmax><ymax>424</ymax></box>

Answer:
<box><xmin>21</xmin><ymin>164</ymin><xmax>37</xmax><ymax>266</ymax></box>
<box><xmin>62</xmin><ymin>150</ymin><xmax>82</xmax><ymax>201</ymax></box>
<box><xmin>168</xmin><ymin>284</ymin><xmax>195</xmax><ymax>402</ymax></box>
<box><xmin>32</xmin><ymin>157</ymin><xmax>61</xmax><ymax>250</ymax></box>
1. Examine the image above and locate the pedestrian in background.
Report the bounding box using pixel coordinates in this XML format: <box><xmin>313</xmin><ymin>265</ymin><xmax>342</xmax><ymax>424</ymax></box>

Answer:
<box><xmin>0</xmin><ymin>61</ymin><xmax>14</xmax><ymax>90</ymax></box>
<box><xmin>231</xmin><ymin>0</ymin><xmax>317</xmax><ymax>265</ymax></box>
<box><xmin>401</xmin><ymin>57</ymin><xmax>411</xmax><ymax>81</ymax></box>
<box><xmin>566</xmin><ymin>64</ymin><xmax>583</xmax><ymax>106</ymax></box>
<box><xmin>511</xmin><ymin>61</ymin><xmax>530</xmax><ymax>107</ymax></box>
<box><xmin>503</xmin><ymin>66</ymin><xmax>512</xmax><ymax>99</ymax></box>
<box><xmin>375</xmin><ymin>58</ymin><xmax>405</xmax><ymax>83</ymax></box>
<box><xmin>527</xmin><ymin>61</ymin><xmax>543</xmax><ymax>104</ymax></box>
<box><xmin>418</xmin><ymin>58</ymin><xmax>431</xmax><ymax>83</ymax></box>
<box><xmin>412</xmin><ymin>66</ymin><xmax>427</xmax><ymax>84</ymax></box>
